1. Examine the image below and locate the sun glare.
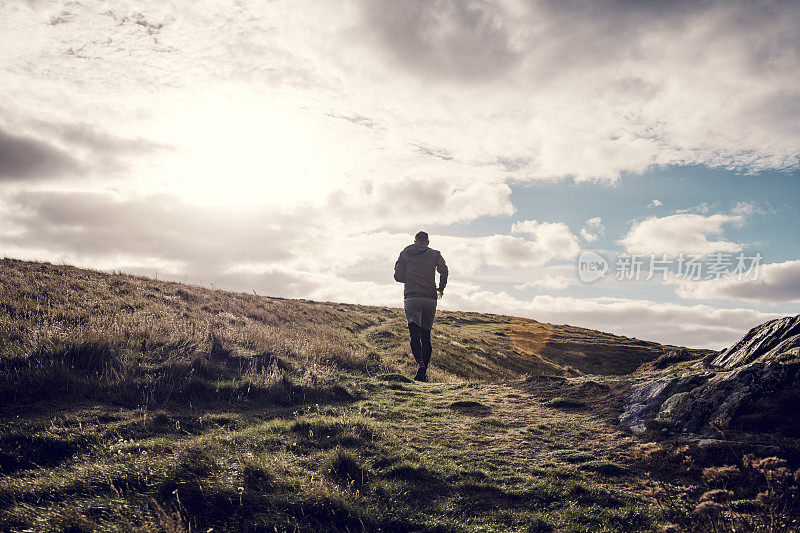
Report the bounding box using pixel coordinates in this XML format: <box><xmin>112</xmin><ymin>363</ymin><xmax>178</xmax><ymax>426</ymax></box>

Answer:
<box><xmin>154</xmin><ymin>94</ymin><xmax>346</xmax><ymax>207</ymax></box>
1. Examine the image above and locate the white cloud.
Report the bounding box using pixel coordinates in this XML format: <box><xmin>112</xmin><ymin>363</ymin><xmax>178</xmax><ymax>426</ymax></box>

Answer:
<box><xmin>618</xmin><ymin>213</ymin><xmax>743</xmax><ymax>257</ymax></box>
<box><xmin>437</xmin><ymin>225</ymin><xmax>579</xmax><ymax>275</ymax></box>
<box><xmin>579</xmin><ymin>217</ymin><xmax>605</xmax><ymax>242</ymax></box>
<box><xmin>441</xmin><ymin>286</ymin><xmax>781</xmax><ymax>350</ymax></box>
<box><xmin>676</xmin><ymin>202</ymin><xmax>711</xmax><ymax>214</ymax></box>
<box><xmin>1</xmin><ymin>0</ymin><xmax>799</xmax><ymax>198</ymax></box>
<box><xmin>647</xmin><ymin>199</ymin><xmax>663</xmax><ymax>208</ymax></box>
<box><xmin>322</xmin><ymin>165</ymin><xmax>515</xmax><ymax>229</ymax></box>
<box><xmin>731</xmin><ymin>201</ymin><xmax>755</xmax><ymax>217</ymax></box>
<box><xmin>515</xmin><ymin>275</ymin><xmax>573</xmax><ymax>290</ymax></box>
<box><xmin>670</xmin><ymin>259</ymin><xmax>800</xmax><ymax>304</ymax></box>
<box><xmin>729</xmin><ymin>201</ymin><xmax>771</xmax><ymax>217</ymax></box>
<box><xmin>511</xmin><ymin>220</ymin><xmax>580</xmax><ymax>254</ymax></box>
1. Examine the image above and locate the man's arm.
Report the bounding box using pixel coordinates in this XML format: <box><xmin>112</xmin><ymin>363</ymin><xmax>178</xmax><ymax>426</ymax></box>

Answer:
<box><xmin>394</xmin><ymin>253</ymin><xmax>405</xmax><ymax>282</ymax></box>
<box><xmin>436</xmin><ymin>252</ymin><xmax>448</xmax><ymax>291</ymax></box>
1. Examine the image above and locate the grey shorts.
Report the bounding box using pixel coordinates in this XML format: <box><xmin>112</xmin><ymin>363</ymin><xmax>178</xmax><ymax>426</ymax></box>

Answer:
<box><xmin>404</xmin><ymin>297</ymin><xmax>437</xmax><ymax>331</ymax></box>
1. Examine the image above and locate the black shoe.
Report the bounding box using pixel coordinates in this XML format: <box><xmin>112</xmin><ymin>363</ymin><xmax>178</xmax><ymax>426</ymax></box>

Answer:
<box><xmin>414</xmin><ymin>367</ymin><xmax>427</xmax><ymax>381</ymax></box>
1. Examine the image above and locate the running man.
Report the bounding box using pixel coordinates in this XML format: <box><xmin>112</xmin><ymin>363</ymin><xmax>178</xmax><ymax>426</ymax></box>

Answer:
<box><xmin>393</xmin><ymin>231</ymin><xmax>448</xmax><ymax>381</ymax></box>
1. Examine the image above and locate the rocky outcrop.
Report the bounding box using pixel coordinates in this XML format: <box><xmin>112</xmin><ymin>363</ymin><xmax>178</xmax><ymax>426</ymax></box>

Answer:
<box><xmin>621</xmin><ymin>315</ymin><xmax>800</xmax><ymax>437</ymax></box>
<box><xmin>704</xmin><ymin>314</ymin><xmax>800</xmax><ymax>369</ymax></box>
<box><xmin>655</xmin><ymin>357</ymin><xmax>800</xmax><ymax>435</ymax></box>
<box><xmin>620</xmin><ymin>373</ymin><xmax>711</xmax><ymax>434</ymax></box>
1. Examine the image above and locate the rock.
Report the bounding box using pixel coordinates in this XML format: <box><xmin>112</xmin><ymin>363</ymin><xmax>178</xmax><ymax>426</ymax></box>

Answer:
<box><xmin>619</xmin><ymin>373</ymin><xmax>710</xmax><ymax>434</ymax></box>
<box><xmin>655</xmin><ymin>392</ymin><xmax>689</xmax><ymax>421</ymax></box>
<box><xmin>621</xmin><ymin>315</ymin><xmax>800</xmax><ymax>437</ymax></box>
<box><xmin>619</xmin><ymin>377</ymin><xmax>674</xmax><ymax>434</ymax></box>
<box><xmin>674</xmin><ymin>359</ymin><xmax>800</xmax><ymax>434</ymax></box>
<box><xmin>706</xmin><ymin>314</ymin><xmax>800</xmax><ymax>369</ymax></box>
<box><xmin>623</xmin><ymin>358</ymin><xmax>800</xmax><ymax>437</ymax></box>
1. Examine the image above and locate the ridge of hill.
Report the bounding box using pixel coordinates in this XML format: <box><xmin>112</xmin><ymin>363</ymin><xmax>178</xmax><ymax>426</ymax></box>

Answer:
<box><xmin>1</xmin><ymin>258</ymin><xmax>794</xmax><ymax>532</ymax></box>
<box><xmin>0</xmin><ymin>257</ymin><xmax>709</xmax><ymax>387</ymax></box>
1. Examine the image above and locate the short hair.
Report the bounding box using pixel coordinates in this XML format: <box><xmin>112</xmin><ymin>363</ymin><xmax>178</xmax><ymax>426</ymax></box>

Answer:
<box><xmin>415</xmin><ymin>231</ymin><xmax>429</xmax><ymax>244</ymax></box>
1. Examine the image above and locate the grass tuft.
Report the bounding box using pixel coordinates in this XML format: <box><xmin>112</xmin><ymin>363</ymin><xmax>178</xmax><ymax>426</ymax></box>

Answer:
<box><xmin>578</xmin><ymin>460</ymin><xmax>628</xmax><ymax>476</ymax></box>
<box><xmin>543</xmin><ymin>397</ymin><xmax>587</xmax><ymax>409</ymax></box>
<box><xmin>324</xmin><ymin>448</ymin><xmax>371</xmax><ymax>487</ymax></box>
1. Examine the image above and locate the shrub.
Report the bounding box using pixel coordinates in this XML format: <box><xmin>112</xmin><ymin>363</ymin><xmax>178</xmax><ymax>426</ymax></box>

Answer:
<box><xmin>648</xmin><ymin>453</ymin><xmax>800</xmax><ymax>532</ymax></box>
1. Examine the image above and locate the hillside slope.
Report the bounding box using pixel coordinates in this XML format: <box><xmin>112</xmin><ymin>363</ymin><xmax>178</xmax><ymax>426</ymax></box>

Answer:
<box><xmin>2</xmin><ymin>258</ymin><xmax>790</xmax><ymax>533</ymax></box>
<box><xmin>0</xmin><ymin>258</ymin><xmax>708</xmax><ymax>386</ymax></box>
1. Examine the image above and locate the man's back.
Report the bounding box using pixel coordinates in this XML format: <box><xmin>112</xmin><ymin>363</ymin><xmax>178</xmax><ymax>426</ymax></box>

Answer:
<box><xmin>395</xmin><ymin>232</ymin><xmax>448</xmax><ymax>382</ymax></box>
<box><xmin>394</xmin><ymin>243</ymin><xmax>448</xmax><ymax>299</ymax></box>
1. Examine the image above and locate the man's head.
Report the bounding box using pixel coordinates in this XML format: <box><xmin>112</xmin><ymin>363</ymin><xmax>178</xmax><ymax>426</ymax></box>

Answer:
<box><xmin>414</xmin><ymin>231</ymin><xmax>429</xmax><ymax>246</ymax></box>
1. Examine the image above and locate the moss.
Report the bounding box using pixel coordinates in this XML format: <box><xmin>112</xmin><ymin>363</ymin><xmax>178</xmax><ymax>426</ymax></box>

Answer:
<box><xmin>543</xmin><ymin>397</ymin><xmax>587</xmax><ymax>409</ymax></box>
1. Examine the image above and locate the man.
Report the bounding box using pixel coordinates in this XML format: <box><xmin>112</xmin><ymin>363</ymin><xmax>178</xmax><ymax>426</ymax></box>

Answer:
<box><xmin>393</xmin><ymin>231</ymin><xmax>448</xmax><ymax>381</ymax></box>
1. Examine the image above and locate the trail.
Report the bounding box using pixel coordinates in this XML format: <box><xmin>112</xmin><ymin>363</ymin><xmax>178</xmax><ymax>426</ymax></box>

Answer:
<box><xmin>349</xmin><ymin>310</ymin><xmax>648</xmax><ymax>504</ymax></box>
<box><xmin>354</xmin><ymin>313</ymin><xmax>640</xmax><ymax>481</ymax></box>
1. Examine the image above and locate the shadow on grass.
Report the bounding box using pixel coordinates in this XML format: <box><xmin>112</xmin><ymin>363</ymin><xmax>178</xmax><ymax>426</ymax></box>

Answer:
<box><xmin>448</xmin><ymin>400</ymin><xmax>491</xmax><ymax>416</ymax></box>
<box><xmin>0</xmin><ymin>434</ymin><xmax>81</xmax><ymax>475</ymax></box>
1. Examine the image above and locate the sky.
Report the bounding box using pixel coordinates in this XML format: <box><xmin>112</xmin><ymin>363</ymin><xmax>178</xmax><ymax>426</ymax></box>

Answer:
<box><xmin>1</xmin><ymin>0</ymin><xmax>798</xmax><ymax>349</ymax></box>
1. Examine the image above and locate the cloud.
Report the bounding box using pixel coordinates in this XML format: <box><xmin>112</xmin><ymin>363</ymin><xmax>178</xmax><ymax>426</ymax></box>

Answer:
<box><xmin>618</xmin><ymin>213</ymin><xmax>743</xmax><ymax>256</ymax></box>
<box><xmin>647</xmin><ymin>199</ymin><xmax>662</xmax><ymax>208</ymax></box>
<box><xmin>729</xmin><ymin>201</ymin><xmax>772</xmax><ymax>217</ymax></box>
<box><xmin>437</xmin><ymin>232</ymin><xmax>577</xmax><ymax>275</ymax></box>
<box><xmin>0</xmin><ymin>191</ymin><xmax>307</xmax><ymax>278</ymax></box>
<box><xmin>442</xmin><ymin>285</ymin><xmax>781</xmax><ymax>350</ymax></box>
<box><xmin>515</xmin><ymin>275</ymin><xmax>573</xmax><ymax>291</ymax></box>
<box><xmin>670</xmin><ymin>259</ymin><xmax>800</xmax><ymax>304</ymax></box>
<box><xmin>359</xmin><ymin>0</ymin><xmax>522</xmax><ymax>81</ymax></box>
<box><xmin>731</xmin><ymin>201</ymin><xmax>755</xmax><ymax>216</ymax></box>
<box><xmin>49</xmin><ymin>10</ymin><xmax>77</xmax><ymax>25</ymax></box>
<box><xmin>579</xmin><ymin>217</ymin><xmax>605</xmax><ymax>242</ymax></box>
<box><xmin>0</xmin><ymin>126</ymin><xmax>81</xmax><ymax>181</ymax></box>
<box><xmin>511</xmin><ymin>220</ymin><xmax>580</xmax><ymax>254</ymax></box>
<box><xmin>676</xmin><ymin>203</ymin><xmax>711</xmax><ymax>214</ymax></box>
<box><xmin>354</xmin><ymin>0</ymin><xmax>800</xmax><ymax>180</ymax></box>
<box><xmin>34</xmin><ymin>119</ymin><xmax>171</xmax><ymax>157</ymax></box>
<box><xmin>325</xmin><ymin>169</ymin><xmax>515</xmax><ymax>229</ymax></box>
<box><xmin>3</xmin><ymin>0</ymin><xmax>798</xmax><ymax>194</ymax></box>
<box><xmin>0</xmin><ymin>111</ymin><xmax>172</xmax><ymax>183</ymax></box>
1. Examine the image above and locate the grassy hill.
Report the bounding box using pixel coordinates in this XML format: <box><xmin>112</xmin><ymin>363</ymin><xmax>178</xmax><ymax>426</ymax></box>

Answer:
<box><xmin>0</xmin><ymin>258</ymin><xmax>779</xmax><ymax>532</ymax></box>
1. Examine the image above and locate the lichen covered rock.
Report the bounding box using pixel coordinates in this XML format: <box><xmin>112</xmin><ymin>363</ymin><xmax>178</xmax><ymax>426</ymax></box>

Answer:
<box><xmin>622</xmin><ymin>315</ymin><xmax>800</xmax><ymax>437</ymax></box>
<box><xmin>705</xmin><ymin>314</ymin><xmax>800</xmax><ymax>369</ymax></box>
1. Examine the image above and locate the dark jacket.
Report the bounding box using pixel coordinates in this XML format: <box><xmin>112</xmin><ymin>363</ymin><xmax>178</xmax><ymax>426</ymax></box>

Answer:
<box><xmin>394</xmin><ymin>244</ymin><xmax>448</xmax><ymax>299</ymax></box>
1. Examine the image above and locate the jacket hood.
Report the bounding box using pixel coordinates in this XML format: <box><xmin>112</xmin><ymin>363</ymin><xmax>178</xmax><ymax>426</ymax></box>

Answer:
<box><xmin>403</xmin><ymin>243</ymin><xmax>430</xmax><ymax>256</ymax></box>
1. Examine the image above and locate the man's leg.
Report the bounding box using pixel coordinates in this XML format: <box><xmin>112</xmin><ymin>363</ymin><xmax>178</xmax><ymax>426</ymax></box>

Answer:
<box><xmin>407</xmin><ymin>321</ymin><xmax>424</xmax><ymax>372</ymax></box>
<box><xmin>420</xmin><ymin>327</ymin><xmax>432</xmax><ymax>375</ymax></box>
